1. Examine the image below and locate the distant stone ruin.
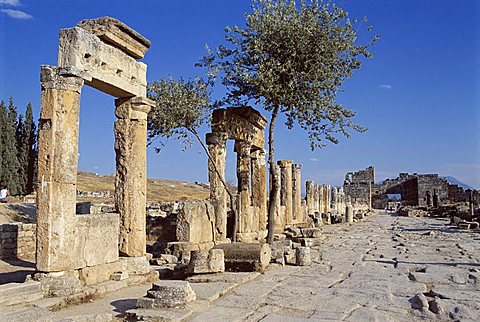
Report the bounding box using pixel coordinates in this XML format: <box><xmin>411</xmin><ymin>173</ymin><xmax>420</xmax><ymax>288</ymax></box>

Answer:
<box><xmin>36</xmin><ymin>17</ymin><xmax>155</xmax><ymax>290</ymax></box>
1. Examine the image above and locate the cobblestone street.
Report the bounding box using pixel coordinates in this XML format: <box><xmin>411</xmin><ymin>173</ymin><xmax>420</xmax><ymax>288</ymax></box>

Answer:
<box><xmin>187</xmin><ymin>211</ymin><xmax>480</xmax><ymax>321</ymax></box>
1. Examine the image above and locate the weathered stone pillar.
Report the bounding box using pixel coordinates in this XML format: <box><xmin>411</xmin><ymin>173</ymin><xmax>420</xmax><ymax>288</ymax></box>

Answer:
<box><xmin>306</xmin><ymin>181</ymin><xmax>315</xmax><ymax>216</ymax></box>
<box><xmin>292</xmin><ymin>164</ymin><xmax>302</xmax><ymax>223</ymax></box>
<box><xmin>36</xmin><ymin>66</ymin><xmax>84</xmax><ymax>272</ymax></box>
<box><xmin>206</xmin><ymin>132</ymin><xmax>228</xmax><ymax>242</ymax></box>
<box><xmin>272</xmin><ymin>164</ymin><xmax>284</xmax><ymax>233</ymax></box>
<box><xmin>235</xmin><ymin>141</ymin><xmax>252</xmax><ymax>239</ymax></box>
<box><xmin>278</xmin><ymin>160</ymin><xmax>293</xmax><ymax>226</ymax></box>
<box><xmin>251</xmin><ymin>149</ymin><xmax>267</xmax><ymax>238</ymax></box>
<box><xmin>317</xmin><ymin>185</ymin><xmax>323</xmax><ymax>214</ymax></box>
<box><xmin>115</xmin><ymin>96</ymin><xmax>153</xmax><ymax>257</ymax></box>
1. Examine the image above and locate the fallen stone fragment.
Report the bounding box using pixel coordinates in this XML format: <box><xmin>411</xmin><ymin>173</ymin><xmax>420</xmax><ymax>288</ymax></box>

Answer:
<box><xmin>136</xmin><ymin>281</ymin><xmax>196</xmax><ymax>309</ymax></box>
<box><xmin>213</xmin><ymin>243</ymin><xmax>271</xmax><ymax>272</ymax></box>
<box><xmin>296</xmin><ymin>247</ymin><xmax>312</xmax><ymax>266</ymax></box>
<box><xmin>187</xmin><ymin>249</ymin><xmax>225</xmax><ymax>274</ymax></box>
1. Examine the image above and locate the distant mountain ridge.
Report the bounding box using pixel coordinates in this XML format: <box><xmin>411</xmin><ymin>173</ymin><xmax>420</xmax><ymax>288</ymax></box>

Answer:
<box><xmin>442</xmin><ymin>176</ymin><xmax>475</xmax><ymax>190</ymax></box>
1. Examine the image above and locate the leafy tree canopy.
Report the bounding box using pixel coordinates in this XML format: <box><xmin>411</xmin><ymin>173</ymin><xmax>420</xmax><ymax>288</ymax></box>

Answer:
<box><xmin>147</xmin><ymin>76</ymin><xmax>211</xmax><ymax>151</ymax></box>
<box><xmin>199</xmin><ymin>0</ymin><xmax>379</xmax><ymax>149</ymax></box>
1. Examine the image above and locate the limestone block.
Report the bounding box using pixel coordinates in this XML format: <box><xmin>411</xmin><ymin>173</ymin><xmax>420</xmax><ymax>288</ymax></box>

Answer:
<box><xmin>300</xmin><ymin>227</ymin><xmax>322</xmax><ymax>238</ymax></box>
<box><xmin>34</xmin><ymin>270</ymin><xmax>82</xmax><ymax>297</ymax></box>
<box><xmin>119</xmin><ymin>256</ymin><xmax>152</xmax><ymax>275</ymax></box>
<box><xmin>58</xmin><ymin>27</ymin><xmax>147</xmax><ymax>97</ymax></box>
<box><xmin>213</xmin><ymin>243</ymin><xmax>271</xmax><ymax>272</ymax></box>
<box><xmin>77</xmin><ymin>16</ymin><xmax>151</xmax><ymax>59</ymax></box>
<box><xmin>136</xmin><ymin>281</ymin><xmax>196</xmax><ymax>309</ymax></box>
<box><xmin>73</xmin><ymin>213</ymin><xmax>119</xmax><ymax>269</ymax></box>
<box><xmin>188</xmin><ymin>249</ymin><xmax>225</xmax><ymax>274</ymax></box>
<box><xmin>296</xmin><ymin>247</ymin><xmax>312</xmax><ymax>266</ymax></box>
<box><xmin>110</xmin><ymin>271</ymin><xmax>129</xmax><ymax>281</ymax></box>
<box><xmin>176</xmin><ymin>201</ymin><xmax>215</xmax><ymax>244</ymax></box>
<box><xmin>78</xmin><ymin>260</ymin><xmax>123</xmax><ymax>285</ymax></box>
<box><xmin>284</xmin><ymin>249</ymin><xmax>296</xmax><ymax>265</ymax></box>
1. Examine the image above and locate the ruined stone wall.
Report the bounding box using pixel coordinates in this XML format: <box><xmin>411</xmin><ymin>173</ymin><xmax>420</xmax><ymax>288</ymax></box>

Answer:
<box><xmin>344</xmin><ymin>166</ymin><xmax>374</xmax><ymax>209</ymax></box>
<box><xmin>448</xmin><ymin>184</ymin><xmax>468</xmax><ymax>202</ymax></box>
<box><xmin>0</xmin><ymin>223</ymin><xmax>36</xmax><ymax>259</ymax></box>
<box><xmin>416</xmin><ymin>175</ymin><xmax>449</xmax><ymax>207</ymax></box>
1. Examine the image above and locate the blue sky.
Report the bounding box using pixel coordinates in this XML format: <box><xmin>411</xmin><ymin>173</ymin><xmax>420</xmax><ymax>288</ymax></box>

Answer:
<box><xmin>0</xmin><ymin>0</ymin><xmax>479</xmax><ymax>188</ymax></box>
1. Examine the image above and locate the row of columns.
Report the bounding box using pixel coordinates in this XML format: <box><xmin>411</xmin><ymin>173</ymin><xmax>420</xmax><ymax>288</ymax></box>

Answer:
<box><xmin>306</xmin><ymin>181</ymin><xmax>331</xmax><ymax>217</ymax></box>
<box><xmin>36</xmin><ymin>66</ymin><xmax>153</xmax><ymax>272</ymax></box>
<box><xmin>206</xmin><ymin>132</ymin><xmax>267</xmax><ymax>243</ymax></box>
<box><xmin>273</xmin><ymin>160</ymin><xmax>306</xmax><ymax>232</ymax></box>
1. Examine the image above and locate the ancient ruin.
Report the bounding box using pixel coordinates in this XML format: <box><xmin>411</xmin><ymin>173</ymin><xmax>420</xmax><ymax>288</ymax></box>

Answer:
<box><xmin>206</xmin><ymin>106</ymin><xmax>268</xmax><ymax>243</ymax></box>
<box><xmin>343</xmin><ymin>166</ymin><xmax>374</xmax><ymax>210</ymax></box>
<box><xmin>36</xmin><ymin>17</ymin><xmax>155</xmax><ymax>289</ymax></box>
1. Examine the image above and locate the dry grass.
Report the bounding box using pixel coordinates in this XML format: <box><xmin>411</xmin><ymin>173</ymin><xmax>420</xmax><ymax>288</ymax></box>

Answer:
<box><xmin>77</xmin><ymin>171</ymin><xmax>209</xmax><ymax>202</ymax></box>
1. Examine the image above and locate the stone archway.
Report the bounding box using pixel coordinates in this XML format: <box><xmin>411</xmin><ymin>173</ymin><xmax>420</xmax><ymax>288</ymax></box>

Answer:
<box><xmin>36</xmin><ymin>17</ymin><xmax>154</xmax><ymax>280</ymax></box>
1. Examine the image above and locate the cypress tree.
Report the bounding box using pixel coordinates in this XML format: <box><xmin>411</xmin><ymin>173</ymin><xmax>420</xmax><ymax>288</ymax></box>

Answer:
<box><xmin>0</xmin><ymin>100</ymin><xmax>6</xmax><ymax>183</ymax></box>
<box><xmin>1</xmin><ymin>97</ymin><xmax>21</xmax><ymax>195</ymax></box>
<box><xmin>16</xmin><ymin>113</ymin><xmax>27</xmax><ymax>195</ymax></box>
<box><xmin>24</xmin><ymin>103</ymin><xmax>37</xmax><ymax>194</ymax></box>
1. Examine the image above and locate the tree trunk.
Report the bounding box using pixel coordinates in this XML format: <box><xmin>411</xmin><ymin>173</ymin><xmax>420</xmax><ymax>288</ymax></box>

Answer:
<box><xmin>266</xmin><ymin>105</ymin><xmax>280</xmax><ymax>245</ymax></box>
<box><xmin>190</xmin><ymin>128</ymin><xmax>237</xmax><ymax>241</ymax></box>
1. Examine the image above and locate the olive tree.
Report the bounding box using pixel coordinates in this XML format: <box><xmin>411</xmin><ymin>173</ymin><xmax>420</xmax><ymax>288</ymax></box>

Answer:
<box><xmin>147</xmin><ymin>77</ymin><xmax>239</xmax><ymax>240</ymax></box>
<box><xmin>198</xmin><ymin>0</ymin><xmax>378</xmax><ymax>243</ymax></box>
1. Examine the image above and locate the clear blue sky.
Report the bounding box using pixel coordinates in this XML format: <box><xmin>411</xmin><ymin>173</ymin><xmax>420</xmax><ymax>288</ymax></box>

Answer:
<box><xmin>0</xmin><ymin>0</ymin><xmax>479</xmax><ymax>188</ymax></box>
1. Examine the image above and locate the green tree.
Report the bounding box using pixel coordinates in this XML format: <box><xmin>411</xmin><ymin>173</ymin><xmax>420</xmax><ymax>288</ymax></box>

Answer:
<box><xmin>1</xmin><ymin>97</ymin><xmax>21</xmax><ymax>195</ymax></box>
<box><xmin>199</xmin><ymin>0</ymin><xmax>378</xmax><ymax>243</ymax></box>
<box><xmin>16</xmin><ymin>113</ymin><xmax>27</xmax><ymax>194</ymax></box>
<box><xmin>24</xmin><ymin>102</ymin><xmax>37</xmax><ymax>194</ymax></box>
<box><xmin>147</xmin><ymin>77</ymin><xmax>240</xmax><ymax>240</ymax></box>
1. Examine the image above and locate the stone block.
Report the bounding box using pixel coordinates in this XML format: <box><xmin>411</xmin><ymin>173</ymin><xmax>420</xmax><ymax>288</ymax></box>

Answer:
<box><xmin>284</xmin><ymin>249</ymin><xmax>296</xmax><ymax>265</ymax></box>
<box><xmin>73</xmin><ymin>213</ymin><xmax>119</xmax><ymax>269</ymax></box>
<box><xmin>296</xmin><ymin>247</ymin><xmax>312</xmax><ymax>266</ymax></box>
<box><xmin>176</xmin><ymin>201</ymin><xmax>215</xmax><ymax>244</ymax></box>
<box><xmin>300</xmin><ymin>227</ymin><xmax>322</xmax><ymax>238</ymax></box>
<box><xmin>187</xmin><ymin>249</ymin><xmax>225</xmax><ymax>274</ymax></box>
<box><xmin>58</xmin><ymin>27</ymin><xmax>147</xmax><ymax>98</ymax></box>
<box><xmin>78</xmin><ymin>260</ymin><xmax>123</xmax><ymax>285</ymax></box>
<box><xmin>110</xmin><ymin>271</ymin><xmax>129</xmax><ymax>281</ymax></box>
<box><xmin>77</xmin><ymin>16</ymin><xmax>151</xmax><ymax>59</ymax></box>
<box><xmin>119</xmin><ymin>256</ymin><xmax>152</xmax><ymax>275</ymax></box>
<box><xmin>136</xmin><ymin>281</ymin><xmax>196</xmax><ymax>308</ymax></box>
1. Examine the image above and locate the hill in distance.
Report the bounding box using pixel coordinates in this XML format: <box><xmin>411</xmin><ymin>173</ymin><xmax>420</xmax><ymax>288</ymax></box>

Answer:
<box><xmin>77</xmin><ymin>171</ymin><xmax>210</xmax><ymax>202</ymax></box>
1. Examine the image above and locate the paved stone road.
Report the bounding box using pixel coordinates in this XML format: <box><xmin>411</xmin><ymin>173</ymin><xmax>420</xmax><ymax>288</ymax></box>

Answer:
<box><xmin>188</xmin><ymin>211</ymin><xmax>480</xmax><ymax>321</ymax></box>
<box><xmin>3</xmin><ymin>211</ymin><xmax>479</xmax><ymax>321</ymax></box>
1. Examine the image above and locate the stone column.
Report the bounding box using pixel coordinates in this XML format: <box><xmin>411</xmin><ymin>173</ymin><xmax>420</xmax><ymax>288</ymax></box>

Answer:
<box><xmin>206</xmin><ymin>132</ymin><xmax>228</xmax><ymax>242</ymax></box>
<box><xmin>292</xmin><ymin>164</ymin><xmax>302</xmax><ymax>223</ymax></box>
<box><xmin>251</xmin><ymin>149</ymin><xmax>267</xmax><ymax>238</ymax></box>
<box><xmin>272</xmin><ymin>164</ymin><xmax>284</xmax><ymax>233</ymax></box>
<box><xmin>36</xmin><ymin>66</ymin><xmax>84</xmax><ymax>272</ymax></box>
<box><xmin>317</xmin><ymin>185</ymin><xmax>323</xmax><ymax>214</ymax></box>
<box><xmin>306</xmin><ymin>181</ymin><xmax>315</xmax><ymax>216</ymax></box>
<box><xmin>115</xmin><ymin>96</ymin><xmax>153</xmax><ymax>257</ymax></box>
<box><xmin>235</xmin><ymin>141</ymin><xmax>252</xmax><ymax>239</ymax></box>
<box><xmin>278</xmin><ymin>160</ymin><xmax>293</xmax><ymax>226</ymax></box>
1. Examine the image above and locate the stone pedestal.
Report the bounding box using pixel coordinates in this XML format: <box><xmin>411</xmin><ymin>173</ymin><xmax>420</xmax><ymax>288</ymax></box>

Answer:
<box><xmin>206</xmin><ymin>132</ymin><xmax>228</xmax><ymax>242</ymax></box>
<box><xmin>115</xmin><ymin>96</ymin><xmax>153</xmax><ymax>257</ymax></box>
<box><xmin>137</xmin><ymin>281</ymin><xmax>196</xmax><ymax>309</ymax></box>
<box><xmin>36</xmin><ymin>66</ymin><xmax>83</xmax><ymax>272</ymax></box>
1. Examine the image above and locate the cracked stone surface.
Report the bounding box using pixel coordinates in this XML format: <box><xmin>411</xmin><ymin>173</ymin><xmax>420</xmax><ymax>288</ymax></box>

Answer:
<box><xmin>188</xmin><ymin>211</ymin><xmax>480</xmax><ymax>321</ymax></box>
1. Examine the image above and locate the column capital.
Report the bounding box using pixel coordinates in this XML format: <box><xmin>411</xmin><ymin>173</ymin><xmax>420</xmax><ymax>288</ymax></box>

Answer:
<box><xmin>40</xmin><ymin>65</ymin><xmax>84</xmax><ymax>92</ymax></box>
<box><xmin>115</xmin><ymin>96</ymin><xmax>153</xmax><ymax>120</ymax></box>
<box><xmin>277</xmin><ymin>160</ymin><xmax>293</xmax><ymax>168</ymax></box>
<box><xmin>292</xmin><ymin>163</ymin><xmax>302</xmax><ymax>170</ymax></box>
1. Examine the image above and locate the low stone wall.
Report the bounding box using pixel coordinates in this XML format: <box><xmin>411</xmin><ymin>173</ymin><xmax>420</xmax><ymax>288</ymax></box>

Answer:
<box><xmin>0</xmin><ymin>223</ymin><xmax>36</xmax><ymax>259</ymax></box>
